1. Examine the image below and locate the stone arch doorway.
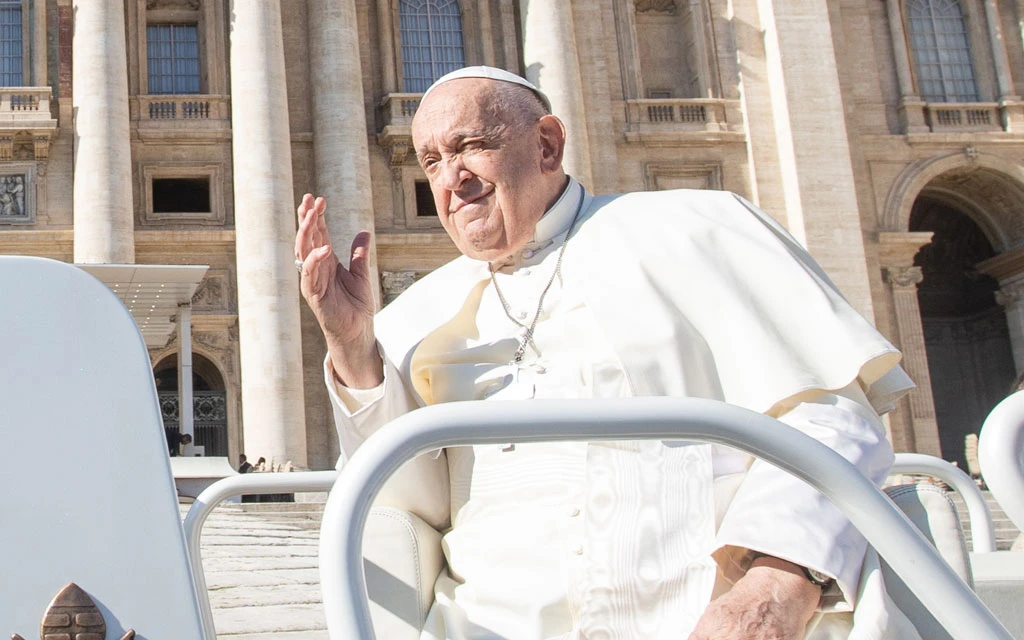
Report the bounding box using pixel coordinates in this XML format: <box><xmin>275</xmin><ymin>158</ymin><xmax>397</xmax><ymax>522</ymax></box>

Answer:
<box><xmin>910</xmin><ymin>187</ymin><xmax>1017</xmax><ymax>470</ymax></box>
<box><xmin>154</xmin><ymin>353</ymin><xmax>229</xmax><ymax>457</ymax></box>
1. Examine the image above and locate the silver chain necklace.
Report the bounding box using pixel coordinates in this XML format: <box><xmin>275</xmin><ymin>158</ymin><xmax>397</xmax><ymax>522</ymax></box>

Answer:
<box><xmin>489</xmin><ymin>195</ymin><xmax>585</xmax><ymax>365</ymax></box>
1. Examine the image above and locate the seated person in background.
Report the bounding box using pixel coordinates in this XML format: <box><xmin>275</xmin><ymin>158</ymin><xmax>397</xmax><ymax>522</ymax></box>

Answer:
<box><xmin>296</xmin><ymin>66</ymin><xmax>919</xmax><ymax>639</ymax></box>
<box><xmin>238</xmin><ymin>454</ymin><xmax>253</xmax><ymax>474</ymax></box>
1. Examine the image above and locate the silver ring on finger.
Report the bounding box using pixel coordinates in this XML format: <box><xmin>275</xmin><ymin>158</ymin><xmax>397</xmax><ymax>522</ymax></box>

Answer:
<box><xmin>294</xmin><ymin>259</ymin><xmax>304</xmax><ymax>273</ymax></box>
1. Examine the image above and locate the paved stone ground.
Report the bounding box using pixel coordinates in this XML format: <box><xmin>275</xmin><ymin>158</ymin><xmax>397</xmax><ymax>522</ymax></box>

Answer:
<box><xmin>181</xmin><ymin>501</ymin><xmax>329</xmax><ymax>639</ymax></box>
<box><xmin>182</xmin><ymin>490</ymin><xmax>1021</xmax><ymax>638</ymax></box>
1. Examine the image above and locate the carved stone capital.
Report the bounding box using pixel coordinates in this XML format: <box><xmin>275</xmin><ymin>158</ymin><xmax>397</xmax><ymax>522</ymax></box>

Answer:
<box><xmin>883</xmin><ymin>265</ymin><xmax>924</xmax><ymax>289</ymax></box>
<box><xmin>996</xmin><ymin>279</ymin><xmax>1024</xmax><ymax>307</ymax></box>
<box><xmin>34</xmin><ymin>135</ymin><xmax>51</xmax><ymax>160</ymax></box>
<box><xmin>0</xmin><ymin>136</ymin><xmax>14</xmax><ymax>161</ymax></box>
<box><xmin>389</xmin><ymin>141</ymin><xmax>410</xmax><ymax>166</ymax></box>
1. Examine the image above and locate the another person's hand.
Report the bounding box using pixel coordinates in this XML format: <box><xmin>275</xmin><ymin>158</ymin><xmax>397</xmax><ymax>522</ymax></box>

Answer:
<box><xmin>295</xmin><ymin>193</ymin><xmax>383</xmax><ymax>388</ymax></box>
<box><xmin>689</xmin><ymin>555</ymin><xmax>821</xmax><ymax>640</ymax></box>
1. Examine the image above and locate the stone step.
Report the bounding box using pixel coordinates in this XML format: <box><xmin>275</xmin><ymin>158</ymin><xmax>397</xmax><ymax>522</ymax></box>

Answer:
<box><xmin>182</xmin><ymin>503</ymin><xmax>329</xmax><ymax>638</ymax></box>
<box><xmin>948</xmin><ymin>491</ymin><xmax>1022</xmax><ymax>551</ymax></box>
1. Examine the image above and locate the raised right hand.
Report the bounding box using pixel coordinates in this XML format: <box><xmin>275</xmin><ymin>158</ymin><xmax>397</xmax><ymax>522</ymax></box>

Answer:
<box><xmin>295</xmin><ymin>193</ymin><xmax>383</xmax><ymax>388</ymax></box>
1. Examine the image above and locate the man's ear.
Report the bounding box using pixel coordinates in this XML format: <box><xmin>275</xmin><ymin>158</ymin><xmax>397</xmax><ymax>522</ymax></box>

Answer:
<box><xmin>536</xmin><ymin>114</ymin><xmax>566</xmax><ymax>173</ymax></box>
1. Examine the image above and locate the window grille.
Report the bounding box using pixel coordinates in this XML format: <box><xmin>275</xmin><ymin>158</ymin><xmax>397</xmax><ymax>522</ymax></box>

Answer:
<box><xmin>399</xmin><ymin>0</ymin><xmax>465</xmax><ymax>93</ymax></box>
<box><xmin>907</xmin><ymin>0</ymin><xmax>979</xmax><ymax>102</ymax></box>
<box><xmin>147</xmin><ymin>23</ymin><xmax>200</xmax><ymax>95</ymax></box>
<box><xmin>0</xmin><ymin>0</ymin><xmax>22</xmax><ymax>87</ymax></box>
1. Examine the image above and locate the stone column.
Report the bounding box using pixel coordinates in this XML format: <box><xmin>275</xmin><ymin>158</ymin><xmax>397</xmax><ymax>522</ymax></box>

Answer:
<box><xmin>229</xmin><ymin>1</ymin><xmax>307</xmax><ymax>468</ymax></box>
<box><xmin>375</xmin><ymin>0</ymin><xmax>397</xmax><ymax>94</ymax></box>
<box><xmin>309</xmin><ymin>0</ymin><xmax>380</xmax><ymax>307</ymax></box>
<box><xmin>517</xmin><ymin>0</ymin><xmax>594</xmax><ymax>190</ymax></box>
<box><xmin>32</xmin><ymin>0</ymin><xmax>46</xmax><ymax>86</ymax></box>
<box><xmin>178</xmin><ymin>303</ymin><xmax>195</xmax><ymax>455</ymax></box>
<box><xmin>984</xmin><ymin>0</ymin><xmax>1018</xmax><ymax>100</ymax></box>
<box><xmin>879</xmin><ymin>231</ymin><xmax>942</xmax><ymax>457</ymax></box>
<box><xmin>744</xmin><ymin>0</ymin><xmax>875</xmax><ymax>318</ymax></box>
<box><xmin>995</xmin><ymin>277</ymin><xmax>1024</xmax><ymax>374</ymax></box>
<box><xmin>72</xmin><ymin>0</ymin><xmax>134</xmax><ymax>264</ymax></box>
<box><xmin>885</xmin><ymin>0</ymin><xmax>929</xmax><ymax>132</ymax></box>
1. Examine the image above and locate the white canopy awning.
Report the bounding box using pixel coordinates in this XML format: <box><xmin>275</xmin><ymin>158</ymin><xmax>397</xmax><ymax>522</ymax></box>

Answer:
<box><xmin>76</xmin><ymin>264</ymin><xmax>209</xmax><ymax>348</ymax></box>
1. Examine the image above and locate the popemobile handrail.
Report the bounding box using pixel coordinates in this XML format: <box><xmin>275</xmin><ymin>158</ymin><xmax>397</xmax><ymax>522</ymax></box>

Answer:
<box><xmin>318</xmin><ymin>397</ymin><xmax>1013</xmax><ymax>640</ymax></box>
<box><xmin>184</xmin><ymin>470</ymin><xmax>340</xmax><ymax>639</ymax></box>
<box><xmin>891</xmin><ymin>452</ymin><xmax>996</xmax><ymax>553</ymax></box>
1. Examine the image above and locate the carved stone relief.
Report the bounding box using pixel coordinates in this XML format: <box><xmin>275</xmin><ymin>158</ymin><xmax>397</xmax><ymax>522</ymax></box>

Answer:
<box><xmin>381</xmin><ymin>270</ymin><xmax>419</xmax><ymax>304</ymax></box>
<box><xmin>0</xmin><ymin>164</ymin><xmax>35</xmax><ymax>224</ymax></box>
<box><xmin>191</xmin><ymin>270</ymin><xmax>232</xmax><ymax>312</ymax></box>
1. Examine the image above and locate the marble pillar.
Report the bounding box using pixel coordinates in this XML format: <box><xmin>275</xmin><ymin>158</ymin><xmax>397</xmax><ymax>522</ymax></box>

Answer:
<box><xmin>744</xmin><ymin>0</ymin><xmax>875</xmax><ymax>319</ymax></box>
<box><xmin>984</xmin><ymin>0</ymin><xmax>1018</xmax><ymax>100</ymax></box>
<box><xmin>883</xmin><ymin>265</ymin><xmax>942</xmax><ymax>456</ymax></box>
<box><xmin>72</xmin><ymin>0</ymin><xmax>134</xmax><ymax>264</ymax></box>
<box><xmin>517</xmin><ymin>0</ymin><xmax>594</xmax><ymax>190</ymax></box>
<box><xmin>309</xmin><ymin>0</ymin><xmax>380</xmax><ymax>308</ymax></box>
<box><xmin>229</xmin><ymin>1</ymin><xmax>308</xmax><ymax>468</ymax></box>
<box><xmin>995</xmin><ymin>277</ymin><xmax>1024</xmax><ymax>374</ymax></box>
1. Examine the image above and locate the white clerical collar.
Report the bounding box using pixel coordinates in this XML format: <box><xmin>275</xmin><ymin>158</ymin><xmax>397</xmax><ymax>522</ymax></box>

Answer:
<box><xmin>528</xmin><ymin>177</ymin><xmax>583</xmax><ymax>248</ymax></box>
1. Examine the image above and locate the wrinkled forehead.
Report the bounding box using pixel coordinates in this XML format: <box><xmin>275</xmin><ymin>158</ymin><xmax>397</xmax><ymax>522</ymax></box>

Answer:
<box><xmin>412</xmin><ymin>79</ymin><xmax>497</xmax><ymax>145</ymax></box>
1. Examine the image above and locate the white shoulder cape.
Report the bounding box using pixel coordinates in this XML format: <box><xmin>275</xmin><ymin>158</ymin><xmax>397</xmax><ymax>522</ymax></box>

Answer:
<box><xmin>374</xmin><ymin>188</ymin><xmax>912</xmax><ymax>417</ymax></box>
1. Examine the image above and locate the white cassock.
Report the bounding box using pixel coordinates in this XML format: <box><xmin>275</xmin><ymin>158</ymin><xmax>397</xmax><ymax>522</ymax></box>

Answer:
<box><xmin>326</xmin><ymin>179</ymin><xmax>922</xmax><ymax>639</ymax></box>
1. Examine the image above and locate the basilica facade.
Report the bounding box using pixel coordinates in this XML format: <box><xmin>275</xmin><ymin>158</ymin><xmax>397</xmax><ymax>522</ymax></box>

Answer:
<box><xmin>2</xmin><ymin>0</ymin><xmax>1020</xmax><ymax>472</ymax></box>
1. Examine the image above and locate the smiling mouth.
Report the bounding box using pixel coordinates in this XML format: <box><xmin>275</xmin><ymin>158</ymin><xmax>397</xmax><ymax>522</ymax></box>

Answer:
<box><xmin>450</xmin><ymin>188</ymin><xmax>494</xmax><ymax>213</ymax></box>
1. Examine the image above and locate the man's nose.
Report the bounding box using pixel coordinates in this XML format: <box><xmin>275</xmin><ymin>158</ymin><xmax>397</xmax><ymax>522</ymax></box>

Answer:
<box><xmin>437</xmin><ymin>156</ymin><xmax>471</xmax><ymax>190</ymax></box>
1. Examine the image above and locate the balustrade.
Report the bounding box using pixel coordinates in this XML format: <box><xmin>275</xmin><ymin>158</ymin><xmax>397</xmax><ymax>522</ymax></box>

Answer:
<box><xmin>130</xmin><ymin>95</ymin><xmax>231</xmax><ymax>131</ymax></box>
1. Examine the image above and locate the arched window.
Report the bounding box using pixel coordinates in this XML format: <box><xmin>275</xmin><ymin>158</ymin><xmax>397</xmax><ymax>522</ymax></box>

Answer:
<box><xmin>398</xmin><ymin>0</ymin><xmax>465</xmax><ymax>93</ymax></box>
<box><xmin>907</xmin><ymin>0</ymin><xmax>979</xmax><ymax>102</ymax></box>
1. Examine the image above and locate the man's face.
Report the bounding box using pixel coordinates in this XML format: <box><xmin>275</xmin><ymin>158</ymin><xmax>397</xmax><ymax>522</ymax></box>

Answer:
<box><xmin>412</xmin><ymin>79</ymin><xmax>557</xmax><ymax>262</ymax></box>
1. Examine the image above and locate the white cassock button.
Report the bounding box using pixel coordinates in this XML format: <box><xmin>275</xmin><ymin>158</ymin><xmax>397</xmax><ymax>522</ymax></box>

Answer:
<box><xmin>520</xmin><ymin>268</ymin><xmax>532</xmax><ymax>277</ymax></box>
<box><xmin>566</xmin><ymin>505</ymin><xmax>581</xmax><ymax>517</ymax></box>
<box><xmin>571</xmin><ymin>543</ymin><xmax>584</xmax><ymax>555</ymax></box>
<box><xmin>522</xmin><ymin>248</ymin><xmax>535</xmax><ymax>259</ymax></box>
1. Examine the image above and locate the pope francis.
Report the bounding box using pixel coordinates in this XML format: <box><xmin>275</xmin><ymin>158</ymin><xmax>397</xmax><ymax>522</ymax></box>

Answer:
<box><xmin>295</xmin><ymin>66</ymin><xmax>920</xmax><ymax>639</ymax></box>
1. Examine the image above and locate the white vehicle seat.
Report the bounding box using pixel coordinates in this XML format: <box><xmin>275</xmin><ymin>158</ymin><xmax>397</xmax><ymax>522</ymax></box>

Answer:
<box><xmin>879</xmin><ymin>483</ymin><xmax>973</xmax><ymax>640</ymax></box>
<box><xmin>0</xmin><ymin>256</ymin><xmax>206</xmax><ymax>639</ymax></box>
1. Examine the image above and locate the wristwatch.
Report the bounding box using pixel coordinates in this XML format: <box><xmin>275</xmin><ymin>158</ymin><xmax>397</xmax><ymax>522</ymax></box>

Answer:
<box><xmin>750</xmin><ymin>552</ymin><xmax>834</xmax><ymax>590</ymax></box>
<box><xmin>800</xmin><ymin>565</ymin><xmax>835</xmax><ymax>590</ymax></box>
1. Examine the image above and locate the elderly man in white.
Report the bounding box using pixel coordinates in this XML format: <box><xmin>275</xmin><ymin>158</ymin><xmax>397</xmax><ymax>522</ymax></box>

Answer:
<box><xmin>296</xmin><ymin>66</ymin><xmax>919</xmax><ymax>639</ymax></box>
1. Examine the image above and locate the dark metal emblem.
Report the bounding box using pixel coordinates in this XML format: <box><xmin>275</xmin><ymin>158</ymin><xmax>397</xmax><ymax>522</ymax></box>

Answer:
<box><xmin>11</xmin><ymin>582</ymin><xmax>135</xmax><ymax>640</ymax></box>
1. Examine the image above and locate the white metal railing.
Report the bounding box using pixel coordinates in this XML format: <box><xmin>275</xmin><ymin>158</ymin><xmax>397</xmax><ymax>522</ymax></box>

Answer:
<box><xmin>183</xmin><ymin>470</ymin><xmax>339</xmax><ymax>639</ymax></box>
<box><xmin>979</xmin><ymin>391</ymin><xmax>1024</xmax><ymax>534</ymax></box>
<box><xmin>319</xmin><ymin>398</ymin><xmax>1012</xmax><ymax>639</ymax></box>
<box><xmin>891</xmin><ymin>452</ymin><xmax>996</xmax><ymax>553</ymax></box>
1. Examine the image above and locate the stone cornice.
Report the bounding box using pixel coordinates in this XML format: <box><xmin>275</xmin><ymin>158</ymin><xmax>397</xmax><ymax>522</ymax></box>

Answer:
<box><xmin>0</xmin><ymin>229</ymin><xmax>73</xmax><ymax>257</ymax></box>
<box><xmin>878</xmin><ymin>231</ymin><xmax>934</xmax><ymax>266</ymax></box>
<box><xmin>976</xmin><ymin>244</ymin><xmax>1024</xmax><ymax>282</ymax></box>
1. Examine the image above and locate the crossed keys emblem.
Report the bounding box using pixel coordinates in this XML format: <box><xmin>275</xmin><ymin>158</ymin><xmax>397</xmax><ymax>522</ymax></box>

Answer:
<box><xmin>11</xmin><ymin>582</ymin><xmax>135</xmax><ymax>640</ymax></box>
